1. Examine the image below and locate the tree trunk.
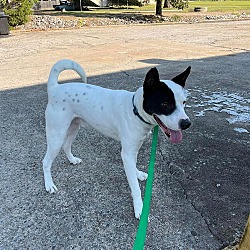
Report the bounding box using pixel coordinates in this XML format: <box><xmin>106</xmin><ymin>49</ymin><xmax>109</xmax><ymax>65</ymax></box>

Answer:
<box><xmin>163</xmin><ymin>0</ymin><xmax>172</xmax><ymax>8</ymax></box>
<box><xmin>156</xmin><ymin>0</ymin><xmax>162</xmax><ymax>16</ymax></box>
<box><xmin>79</xmin><ymin>0</ymin><xmax>82</xmax><ymax>11</ymax></box>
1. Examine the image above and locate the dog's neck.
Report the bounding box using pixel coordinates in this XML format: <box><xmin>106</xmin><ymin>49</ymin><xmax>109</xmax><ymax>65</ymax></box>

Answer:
<box><xmin>133</xmin><ymin>88</ymin><xmax>155</xmax><ymax>126</ymax></box>
<box><xmin>132</xmin><ymin>94</ymin><xmax>151</xmax><ymax>125</ymax></box>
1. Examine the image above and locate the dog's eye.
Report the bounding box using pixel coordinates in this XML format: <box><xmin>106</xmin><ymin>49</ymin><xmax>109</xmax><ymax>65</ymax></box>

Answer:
<box><xmin>183</xmin><ymin>101</ymin><xmax>186</xmax><ymax>105</ymax></box>
<box><xmin>161</xmin><ymin>102</ymin><xmax>168</xmax><ymax>109</ymax></box>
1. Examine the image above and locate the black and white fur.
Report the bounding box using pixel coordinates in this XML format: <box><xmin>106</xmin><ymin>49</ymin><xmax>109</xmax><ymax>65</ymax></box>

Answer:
<box><xmin>43</xmin><ymin>59</ymin><xmax>191</xmax><ymax>219</ymax></box>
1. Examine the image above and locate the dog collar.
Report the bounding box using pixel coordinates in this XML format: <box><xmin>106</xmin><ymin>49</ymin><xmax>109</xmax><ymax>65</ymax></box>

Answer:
<box><xmin>132</xmin><ymin>94</ymin><xmax>151</xmax><ymax>125</ymax></box>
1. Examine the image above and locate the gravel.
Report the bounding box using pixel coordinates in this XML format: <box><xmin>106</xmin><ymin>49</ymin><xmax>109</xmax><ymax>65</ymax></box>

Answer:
<box><xmin>15</xmin><ymin>12</ymin><xmax>250</xmax><ymax>31</ymax></box>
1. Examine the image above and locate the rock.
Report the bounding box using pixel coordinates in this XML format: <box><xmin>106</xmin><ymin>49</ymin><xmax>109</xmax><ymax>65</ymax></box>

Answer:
<box><xmin>15</xmin><ymin>13</ymin><xmax>250</xmax><ymax>31</ymax></box>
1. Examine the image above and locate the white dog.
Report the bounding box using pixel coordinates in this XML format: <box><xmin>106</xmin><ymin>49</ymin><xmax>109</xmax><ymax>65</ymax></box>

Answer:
<box><xmin>43</xmin><ymin>59</ymin><xmax>191</xmax><ymax>219</ymax></box>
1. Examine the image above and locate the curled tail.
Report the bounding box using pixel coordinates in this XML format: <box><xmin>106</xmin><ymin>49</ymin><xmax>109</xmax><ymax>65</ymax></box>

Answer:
<box><xmin>47</xmin><ymin>59</ymin><xmax>87</xmax><ymax>93</ymax></box>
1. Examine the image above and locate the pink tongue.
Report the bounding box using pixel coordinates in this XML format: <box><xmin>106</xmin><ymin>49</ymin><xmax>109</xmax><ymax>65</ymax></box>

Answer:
<box><xmin>169</xmin><ymin>129</ymin><xmax>183</xmax><ymax>144</ymax></box>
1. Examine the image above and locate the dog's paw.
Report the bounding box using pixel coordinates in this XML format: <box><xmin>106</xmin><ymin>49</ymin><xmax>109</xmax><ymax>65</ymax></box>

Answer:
<box><xmin>136</xmin><ymin>170</ymin><xmax>148</xmax><ymax>181</ymax></box>
<box><xmin>134</xmin><ymin>199</ymin><xmax>143</xmax><ymax>219</ymax></box>
<box><xmin>45</xmin><ymin>181</ymin><xmax>58</xmax><ymax>194</ymax></box>
<box><xmin>69</xmin><ymin>157</ymin><xmax>82</xmax><ymax>165</ymax></box>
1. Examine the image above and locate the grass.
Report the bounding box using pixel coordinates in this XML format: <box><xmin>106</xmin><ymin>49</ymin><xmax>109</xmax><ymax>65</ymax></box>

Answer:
<box><xmin>138</xmin><ymin>1</ymin><xmax>250</xmax><ymax>13</ymax></box>
<box><xmin>36</xmin><ymin>0</ymin><xmax>250</xmax><ymax>17</ymax></box>
<box><xmin>188</xmin><ymin>1</ymin><xmax>250</xmax><ymax>13</ymax></box>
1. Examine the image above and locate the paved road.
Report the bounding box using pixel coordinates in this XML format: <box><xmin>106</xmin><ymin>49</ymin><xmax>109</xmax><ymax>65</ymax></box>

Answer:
<box><xmin>0</xmin><ymin>21</ymin><xmax>249</xmax><ymax>249</ymax></box>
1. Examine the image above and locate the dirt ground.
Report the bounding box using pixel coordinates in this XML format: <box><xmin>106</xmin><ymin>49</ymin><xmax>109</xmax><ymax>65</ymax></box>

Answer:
<box><xmin>0</xmin><ymin>20</ymin><xmax>249</xmax><ymax>249</ymax></box>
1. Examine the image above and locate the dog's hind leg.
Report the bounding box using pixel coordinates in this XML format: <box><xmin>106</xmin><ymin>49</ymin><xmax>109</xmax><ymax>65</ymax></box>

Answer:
<box><xmin>63</xmin><ymin>118</ymin><xmax>82</xmax><ymax>165</ymax></box>
<box><xmin>43</xmin><ymin>144</ymin><xmax>61</xmax><ymax>194</ymax></box>
<box><xmin>43</xmin><ymin>109</ymin><xmax>72</xmax><ymax>193</ymax></box>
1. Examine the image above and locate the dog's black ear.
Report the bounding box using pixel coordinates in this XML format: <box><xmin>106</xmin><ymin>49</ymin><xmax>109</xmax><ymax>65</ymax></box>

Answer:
<box><xmin>143</xmin><ymin>67</ymin><xmax>160</xmax><ymax>91</ymax></box>
<box><xmin>172</xmin><ymin>66</ymin><xmax>191</xmax><ymax>88</ymax></box>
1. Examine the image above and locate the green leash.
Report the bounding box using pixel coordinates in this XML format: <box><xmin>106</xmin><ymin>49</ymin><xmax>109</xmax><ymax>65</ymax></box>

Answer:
<box><xmin>133</xmin><ymin>125</ymin><xmax>159</xmax><ymax>250</ymax></box>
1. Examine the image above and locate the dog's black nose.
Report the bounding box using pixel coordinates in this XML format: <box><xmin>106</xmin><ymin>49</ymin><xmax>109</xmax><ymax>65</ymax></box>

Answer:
<box><xmin>179</xmin><ymin>119</ymin><xmax>191</xmax><ymax>130</ymax></box>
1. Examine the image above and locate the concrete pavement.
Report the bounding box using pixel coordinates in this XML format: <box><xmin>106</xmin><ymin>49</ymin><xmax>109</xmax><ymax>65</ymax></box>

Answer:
<box><xmin>0</xmin><ymin>21</ymin><xmax>249</xmax><ymax>249</ymax></box>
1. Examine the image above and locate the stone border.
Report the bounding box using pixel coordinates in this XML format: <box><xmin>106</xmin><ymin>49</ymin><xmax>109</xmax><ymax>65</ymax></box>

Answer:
<box><xmin>15</xmin><ymin>12</ymin><xmax>250</xmax><ymax>31</ymax></box>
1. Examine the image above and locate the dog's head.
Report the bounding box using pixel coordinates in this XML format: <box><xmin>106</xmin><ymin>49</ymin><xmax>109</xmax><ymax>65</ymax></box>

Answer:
<box><xmin>143</xmin><ymin>66</ymin><xmax>191</xmax><ymax>143</ymax></box>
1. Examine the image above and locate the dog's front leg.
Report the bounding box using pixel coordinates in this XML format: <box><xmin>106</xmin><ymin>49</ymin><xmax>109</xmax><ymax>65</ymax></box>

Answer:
<box><xmin>121</xmin><ymin>144</ymin><xmax>143</xmax><ymax>219</ymax></box>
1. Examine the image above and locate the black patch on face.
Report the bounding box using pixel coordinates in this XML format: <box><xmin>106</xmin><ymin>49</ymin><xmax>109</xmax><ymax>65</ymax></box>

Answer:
<box><xmin>143</xmin><ymin>68</ymin><xmax>176</xmax><ymax>116</ymax></box>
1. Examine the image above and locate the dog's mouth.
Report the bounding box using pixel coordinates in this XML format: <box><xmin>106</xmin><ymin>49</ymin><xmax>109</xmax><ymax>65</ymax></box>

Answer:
<box><xmin>153</xmin><ymin>115</ymin><xmax>182</xmax><ymax>144</ymax></box>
